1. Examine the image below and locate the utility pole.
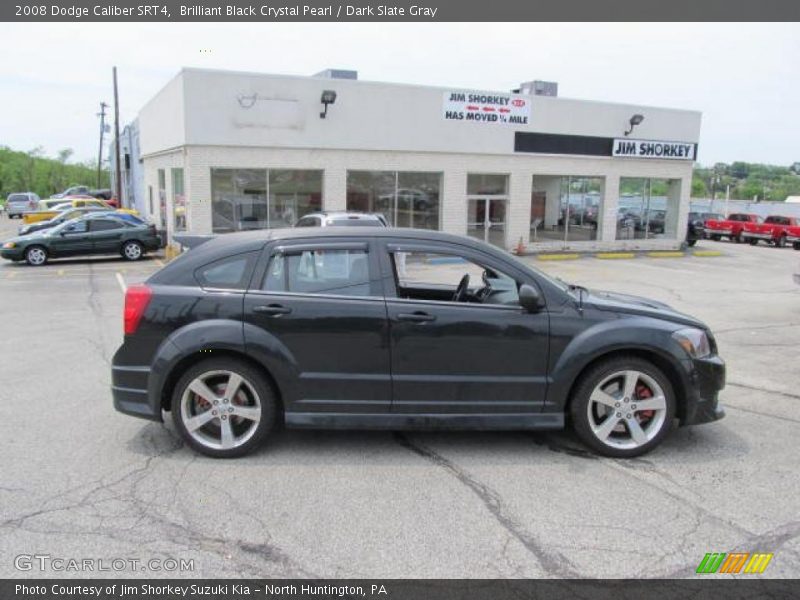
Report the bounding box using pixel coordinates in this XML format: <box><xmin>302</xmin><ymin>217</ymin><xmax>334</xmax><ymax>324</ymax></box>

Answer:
<box><xmin>96</xmin><ymin>102</ymin><xmax>108</xmax><ymax>189</ymax></box>
<box><xmin>113</xmin><ymin>66</ymin><xmax>122</xmax><ymax>208</ymax></box>
<box><xmin>725</xmin><ymin>184</ymin><xmax>730</xmax><ymax>217</ymax></box>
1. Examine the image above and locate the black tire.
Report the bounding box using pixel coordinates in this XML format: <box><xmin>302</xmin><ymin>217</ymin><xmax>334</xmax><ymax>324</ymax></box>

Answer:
<box><xmin>121</xmin><ymin>240</ymin><xmax>144</xmax><ymax>261</ymax></box>
<box><xmin>25</xmin><ymin>245</ymin><xmax>48</xmax><ymax>266</ymax></box>
<box><xmin>171</xmin><ymin>357</ymin><xmax>278</xmax><ymax>458</ymax></box>
<box><xmin>749</xmin><ymin>239</ymin><xmax>759</xmax><ymax>246</ymax></box>
<box><xmin>793</xmin><ymin>242</ymin><xmax>800</xmax><ymax>251</ymax></box>
<box><xmin>687</xmin><ymin>239</ymin><xmax>697</xmax><ymax>247</ymax></box>
<box><xmin>569</xmin><ymin>355</ymin><xmax>676</xmax><ymax>458</ymax></box>
<box><xmin>733</xmin><ymin>232</ymin><xmax>742</xmax><ymax>244</ymax></box>
<box><xmin>776</xmin><ymin>236</ymin><xmax>786</xmax><ymax>248</ymax></box>
<box><xmin>710</xmin><ymin>234</ymin><xmax>721</xmax><ymax>241</ymax></box>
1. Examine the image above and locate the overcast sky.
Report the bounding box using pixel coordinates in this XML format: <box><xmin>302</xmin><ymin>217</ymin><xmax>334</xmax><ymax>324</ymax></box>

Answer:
<box><xmin>0</xmin><ymin>22</ymin><xmax>797</xmax><ymax>166</ymax></box>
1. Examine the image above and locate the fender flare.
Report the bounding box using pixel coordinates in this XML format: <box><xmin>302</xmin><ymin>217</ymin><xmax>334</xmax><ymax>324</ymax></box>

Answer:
<box><xmin>546</xmin><ymin>317</ymin><xmax>692</xmax><ymax>411</ymax></box>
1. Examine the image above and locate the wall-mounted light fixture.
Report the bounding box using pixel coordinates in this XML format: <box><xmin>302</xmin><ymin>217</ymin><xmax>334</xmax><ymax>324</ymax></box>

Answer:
<box><xmin>320</xmin><ymin>90</ymin><xmax>337</xmax><ymax>119</ymax></box>
<box><xmin>624</xmin><ymin>113</ymin><xmax>644</xmax><ymax>136</ymax></box>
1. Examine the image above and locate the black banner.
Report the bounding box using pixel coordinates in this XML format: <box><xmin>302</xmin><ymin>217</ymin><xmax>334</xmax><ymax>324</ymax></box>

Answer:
<box><xmin>3</xmin><ymin>580</ymin><xmax>800</xmax><ymax>600</ymax></box>
<box><xmin>3</xmin><ymin>0</ymin><xmax>800</xmax><ymax>21</ymax></box>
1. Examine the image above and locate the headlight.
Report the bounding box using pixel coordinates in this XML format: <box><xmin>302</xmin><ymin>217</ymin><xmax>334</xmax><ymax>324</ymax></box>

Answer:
<box><xmin>672</xmin><ymin>328</ymin><xmax>711</xmax><ymax>358</ymax></box>
<box><xmin>2</xmin><ymin>242</ymin><xmax>16</xmax><ymax>249</ymax></box>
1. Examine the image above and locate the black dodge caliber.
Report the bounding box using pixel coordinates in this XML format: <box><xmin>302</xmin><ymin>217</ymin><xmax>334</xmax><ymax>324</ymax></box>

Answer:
<box><xmin>112</xmin><ymin>228</ymin><xmax>725</xmax><ymax>458</ymax></box>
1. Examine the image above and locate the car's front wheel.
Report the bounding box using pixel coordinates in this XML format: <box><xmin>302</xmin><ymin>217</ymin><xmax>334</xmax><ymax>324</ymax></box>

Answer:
<box><xmin>25</xmin><ymin>245</ymin><xmax>48</xmax><ymax>266</ymax></box>
<box><xmin>171</xmin><ymin>358</ymin><xmax>277</xmax><ymax>458</ymax></box>
<box><xmin>570</xmin><ymin>356</ymin><xmax>676</xmax><ymax>458</ymax></box>
<box><xmin>121</xmin><ymin>240</ymin><xmax>144</xmax><ymax>261</ymax></box>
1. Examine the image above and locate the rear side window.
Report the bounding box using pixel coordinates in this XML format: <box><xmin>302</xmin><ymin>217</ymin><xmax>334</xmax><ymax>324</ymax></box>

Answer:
<box><xmin>8</xmin><ymin>194</ymin><xmax>28</xmax><ymax>203</ymax></box>
<box><xmin>90</xmin><ymin>218</ymin><xmax>124</xmax><ymax>231</ymax></box>
<box><xmin>195</xmin><ymin>251</ymin><xmax>258</xmax><ymax>290</ymax></box>
<box><xmin>263</xmin><ymin>249</ymin><xmax>372</xmax><ymax>297</ymax></box>
<box><xmin>295</xmin><ymin>217</ymin><xmax>319</xmax><ymax>227</ymax></box>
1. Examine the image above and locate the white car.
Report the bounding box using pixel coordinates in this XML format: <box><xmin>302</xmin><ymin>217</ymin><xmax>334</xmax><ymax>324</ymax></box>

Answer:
<box><xmin>5</xmin><ymin>192</ymin><xmax>41</xmax><ymax>218</ymax></box>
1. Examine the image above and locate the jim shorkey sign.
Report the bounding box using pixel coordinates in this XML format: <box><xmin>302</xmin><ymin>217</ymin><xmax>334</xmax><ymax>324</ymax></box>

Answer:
<box><xmin>613</xmin><ymin>138</ymin><xmax>697</xmax><ymax>160</ymax></box>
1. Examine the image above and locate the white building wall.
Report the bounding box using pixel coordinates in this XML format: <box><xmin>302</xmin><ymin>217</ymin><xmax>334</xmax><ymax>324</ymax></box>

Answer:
<box><xmin>181</xmin><ymin>145</ymin><xmax>692</xmax><ymax>251</ymax></box>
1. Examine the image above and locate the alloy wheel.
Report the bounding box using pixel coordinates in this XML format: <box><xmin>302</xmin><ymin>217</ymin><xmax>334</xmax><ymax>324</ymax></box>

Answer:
<box><xmin>180</xmin><ymin>370</ymin><xmax>262</xmax><ymax>451</ymax></box>
<box><xmin>124</xmin><ymin>242</ymin><xmax>142</xmax><ymax>260</ymax></box>
<box><xmin>586</xmin><ymin>370</ymin><xmax>668</xmax><ymax>450</ymax></box>
<box><xmin>26</xmin><ymin>247</ymin><xmax>47</xmax><ymax>266</ymax></box>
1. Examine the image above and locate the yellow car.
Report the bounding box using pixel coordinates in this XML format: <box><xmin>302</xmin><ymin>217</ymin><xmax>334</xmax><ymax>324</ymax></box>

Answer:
<box><xmin>23</xmin><ymin>197</ymin><xmax>138</xmax><ymax>224</ymax></box>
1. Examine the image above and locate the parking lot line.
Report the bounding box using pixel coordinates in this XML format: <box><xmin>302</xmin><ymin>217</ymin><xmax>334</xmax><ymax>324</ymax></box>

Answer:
<box><xmin>115</xmin><ymin>272</ymin><xmax>127</xmax><ymax>293</ymax></box>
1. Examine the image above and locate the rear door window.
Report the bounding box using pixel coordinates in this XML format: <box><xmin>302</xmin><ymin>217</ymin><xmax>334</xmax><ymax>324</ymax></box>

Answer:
<box><xmin>263</xmin><ymin>249</ymin><xmax>373</xmax><ymax>297</ymax></box>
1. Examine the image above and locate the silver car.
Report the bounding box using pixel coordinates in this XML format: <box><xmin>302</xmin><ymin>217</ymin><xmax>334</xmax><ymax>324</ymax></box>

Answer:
<box><xmin>5</xmin><ymin>193</ymin><xmax>40</xmax><ymax>219</ymax></box>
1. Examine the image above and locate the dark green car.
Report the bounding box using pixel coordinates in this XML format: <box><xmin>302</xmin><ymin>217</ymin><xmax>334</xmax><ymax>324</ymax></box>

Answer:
<box><xmin>1</xmin><ymin>213</ymin><xmax>161</xmax><ymax>266</ymax></box>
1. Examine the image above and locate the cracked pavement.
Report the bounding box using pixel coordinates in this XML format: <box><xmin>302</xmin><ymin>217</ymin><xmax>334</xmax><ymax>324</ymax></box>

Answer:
<box><xmin>0</xmin><ymin>214</ymin><xmax>798</xmax><ymax>578</ymax></box>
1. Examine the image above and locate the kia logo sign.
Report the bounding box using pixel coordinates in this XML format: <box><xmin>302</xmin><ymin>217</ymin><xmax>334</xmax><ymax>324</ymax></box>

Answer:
<box><xmin>512</xmin><ymin>99</ymin><xmax>526</xmax><ymax>107</ymax></box>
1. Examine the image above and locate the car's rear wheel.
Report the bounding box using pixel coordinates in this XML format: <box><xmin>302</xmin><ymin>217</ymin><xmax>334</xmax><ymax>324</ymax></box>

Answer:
<box><xmin>733</xmin><ymin>232</ymin><xmax>742</xmax><ymax>243</ymax></box>
<box><xmin>171</xmin><ymin>358</ymin><xmax>277</xmax><ymax>458</ymax></box>
<box><xmin>25</xmin><ymin>245</ymin><xmax>48</xmax><ymax>266</ymax></box>
<box><xmin>776</xmin><ymin>236</ymin><xmax>786</xmax><ymax>248</ymax></box>
<box><xmin>121</xmin><ymin>240</ymin><xmax>143</xmax><ymax>261</ymax></box>
<box><xmin>749</xmin><ymin>239</ymin><xmax>759</xmax><ymax>246</ymax></box>
<box><xmin>570</xmin><ymin>356</ymin><xmax>676</xmax><ymax>458</ymax></box>
<box><xmin>794</xmin><ymin>242</ymin><xmax>800</xmax><ymax>251</ymax></box>
<box><xmin>687</xmin><ymin>239</ymin><xmax>697</xmax><ymax>247</ymax></box>
<box><xmin>710</xmin><ymin>234</ymin><xmax>721</xmax><ymax>241</ymax></box>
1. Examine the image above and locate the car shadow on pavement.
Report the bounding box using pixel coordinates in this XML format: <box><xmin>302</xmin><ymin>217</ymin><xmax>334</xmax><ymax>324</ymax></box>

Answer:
<box><xmin>124</xmin><ymin>417</ymin><xmax>745</xmax><ymax>468</ymax></box>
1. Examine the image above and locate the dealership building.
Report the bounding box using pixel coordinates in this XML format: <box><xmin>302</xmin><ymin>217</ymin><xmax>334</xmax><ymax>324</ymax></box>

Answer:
<box><xmin>134</xmin><ymin>67</ymin><xmax>701</xmax><ymax>251</ymax></box>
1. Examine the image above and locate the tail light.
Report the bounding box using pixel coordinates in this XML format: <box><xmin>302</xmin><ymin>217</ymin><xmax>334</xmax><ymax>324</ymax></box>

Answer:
<box><xmin>124</xmin><ymin>285</ymin><xmax>152</xmax><ymax>335</ymax></box>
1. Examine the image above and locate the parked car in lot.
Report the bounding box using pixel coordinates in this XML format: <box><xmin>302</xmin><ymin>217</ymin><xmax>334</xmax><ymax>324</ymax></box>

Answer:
<box><xmin>741</xmin><ymin>215</ymin><xmax>800</xmax><ymax>248</ymax></box>
<box><xmin>22</xmin><ymin>197</ymin><xmax>138</xmax><ymax>225</ymax></box>
<box><xmin>294</xmin><ymin>211</ymin><xmax>389</xmax><ymax>227</ymax></box>
<box><xmin>112</xmin><ymin>228</ymin><xmax>725</xmax><ymax>459</ymax></box>
<box><xmin>1</xmin><ymin>212</ymin><xmax>160</xmax><ymax>266</ymax></box>
<box><xmin>17</xmin><ymin>206</ymin><xmax>111</xmax><ymax>235</ymax></box>
<box><xmin>704</xmin><ymin>213</ymin><xmax>762</xmax><ymax>242</ymax></box>
<box><xmin>5</xmin><ymin>192</ymin><xmax>41</xmax><ymax>218</ymax></box>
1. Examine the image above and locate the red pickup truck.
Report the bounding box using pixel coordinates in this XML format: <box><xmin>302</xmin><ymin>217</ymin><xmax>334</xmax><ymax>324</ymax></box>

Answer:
<box><xmin>742</xmin><ymin>215</ymin><xmax>800</xmax><ymax>248</ymax></box>
<box><xmin>704</xmin><ymin>213</ymin><xmax>762</xmax><ymax>243</ymax></box>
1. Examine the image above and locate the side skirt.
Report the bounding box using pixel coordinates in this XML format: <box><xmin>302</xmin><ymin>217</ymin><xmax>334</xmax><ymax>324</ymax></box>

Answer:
<box><xmin>284</xmin><ymin>412</ymin><xmax>564</xmax><ymax>431</ymax></box>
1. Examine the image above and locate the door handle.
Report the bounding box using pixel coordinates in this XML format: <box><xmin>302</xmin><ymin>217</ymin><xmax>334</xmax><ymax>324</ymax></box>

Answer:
<box><xmin>253</xmin><ymin>304</ymin><xmax>292</xmax><ymax>316</ymax></box>
<box><xmin>397</xmin><ymin>311</ymin><xmax>436</xmax><ymax>323</ymax></box>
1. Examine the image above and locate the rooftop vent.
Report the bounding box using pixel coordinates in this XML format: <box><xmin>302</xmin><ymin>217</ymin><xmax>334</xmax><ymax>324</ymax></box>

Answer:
<box><xmin>313</xmin><ymin>69</ymin><xmax>358</xmax><ymax>80</ymax></box>
<box><xmin>518</xmin><ymin>80</ymin><xmax>558</xmax><ymax>97</ymax></box>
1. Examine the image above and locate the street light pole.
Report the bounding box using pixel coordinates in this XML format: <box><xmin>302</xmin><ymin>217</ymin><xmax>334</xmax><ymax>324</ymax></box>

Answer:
<box><xmin>96</xmin><ymin>102</ymin><xmax>108</xmax><ymax>189</ymax></box>
<box><xmin>113</xmin><ymin>66</ymin><xmax>122</xmax><ymax>208</ymax></box>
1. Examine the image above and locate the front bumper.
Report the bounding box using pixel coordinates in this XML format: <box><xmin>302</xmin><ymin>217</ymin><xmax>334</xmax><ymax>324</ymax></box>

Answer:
<box><xmin>111</xmin><ymin>363</ymin><xmax>162</xmax><ymax>421</ymax></box>
<box><xmin>0</xmin><ymin>247</ymin><xmax>24</xmax><ymax>261</ymax></box>
<box><xmin>681</xmin><ymin>354</ymin><xmax>726</xmax><ymax>426</ymax></box>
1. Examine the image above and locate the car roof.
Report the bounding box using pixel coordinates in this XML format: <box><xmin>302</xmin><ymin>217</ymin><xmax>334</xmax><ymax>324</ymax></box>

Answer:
<box><xmin>303</xmin><ymin>211</ymin><xmax>383</xmax><ymax>219</ymax></box>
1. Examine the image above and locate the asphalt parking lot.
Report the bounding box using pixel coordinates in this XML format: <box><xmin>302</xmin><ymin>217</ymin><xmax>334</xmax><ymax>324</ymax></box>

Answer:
<box><xmin>0</xmin><ymin>214</ymin><xmax>798</xmax><ymax>579</ymax></box>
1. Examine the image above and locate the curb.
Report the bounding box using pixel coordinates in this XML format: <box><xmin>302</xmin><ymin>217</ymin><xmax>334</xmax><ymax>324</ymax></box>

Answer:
<box><xmin>530</xmin><ymin>249</ymin><xmax>724</xmax><ymax>261</ymax></box>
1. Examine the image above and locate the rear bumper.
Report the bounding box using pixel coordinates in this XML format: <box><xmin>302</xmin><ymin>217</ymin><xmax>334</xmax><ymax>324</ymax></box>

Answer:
<box><xmin>704</xmin><ymin>228</ymin><xmax>732</xmax><ymax>236</ymax></box>
<box><xmin>741</xmin><ymin>231</ymin><xmax>773</xmax><ymax>240</ymax></box>
<box><xmin>111</xmin><ymin>363</ymin><xmax>162</xmax><ymax>421</ymax></box>
<box><xmin>681</xmin><ymin>354</ymin><xmax>726</xmax><ymax>426</ymax></box>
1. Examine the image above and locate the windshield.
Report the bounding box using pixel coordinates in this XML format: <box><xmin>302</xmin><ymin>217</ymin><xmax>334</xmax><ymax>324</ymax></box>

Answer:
<box><xmin>8</xmin><ymin>194</ymin><xmax>29</xmax><ymax>203</ymax></box>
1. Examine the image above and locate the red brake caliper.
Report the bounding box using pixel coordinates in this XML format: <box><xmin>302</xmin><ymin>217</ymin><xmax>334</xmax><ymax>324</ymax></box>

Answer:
<box><xmin>635</xmin><ymin>384</ymin><xmax>655</xmax><ymax>421</ymax></box>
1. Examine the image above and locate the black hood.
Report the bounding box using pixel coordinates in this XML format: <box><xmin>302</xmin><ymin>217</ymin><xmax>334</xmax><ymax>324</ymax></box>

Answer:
<box><xmin>585</xmin><ymin>289</ymin><xmax>706</xmax><ymax>329</ymax></box>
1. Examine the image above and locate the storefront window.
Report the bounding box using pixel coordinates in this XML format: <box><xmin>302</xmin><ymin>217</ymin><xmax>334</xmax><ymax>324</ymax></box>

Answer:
<box><xmin>616</xmin><ymin>178</ymin><xmax>679</xmax><ymax>240</ymax></box>
<box><xmin>211</xmin><ymin>169</ymin><xmax>322</xmax><ymax>233</ymax></box>
<box><xmin>268</xmin><ymin>170</ymin><xmax>323</xmax><ymax>228</ymax></box>
<box><xmin>530</xmin><ymin>176</ymin><xmax>602</xmax><ymax>245</ymax></box>
<box><xmin>171</xmin><ymin>168</ymin><xmax>186</xmax><ymax>232</ymax></box>
<box><xmin>157</xmin><ymin>169</ymin><xmax>167</xmax><ymax>229</ymax></box>
<box><xmin>346</xmin><ymin>171</ymin><xmax>441</xmax><ymax>229</ymax></box>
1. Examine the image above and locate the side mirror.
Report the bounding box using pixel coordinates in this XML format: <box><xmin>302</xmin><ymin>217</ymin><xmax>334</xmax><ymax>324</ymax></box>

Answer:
<box><xmin>519</xmin><ymin>284</ymin><xmax>544</xmax><ymax>313</ymax></box>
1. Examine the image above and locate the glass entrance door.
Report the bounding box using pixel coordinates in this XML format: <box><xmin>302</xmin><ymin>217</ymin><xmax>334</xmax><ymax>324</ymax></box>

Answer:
<box><xmin>468</xmin><ymin>198</ymin><xmax>507</xmax><ymax>247</ymax></box>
